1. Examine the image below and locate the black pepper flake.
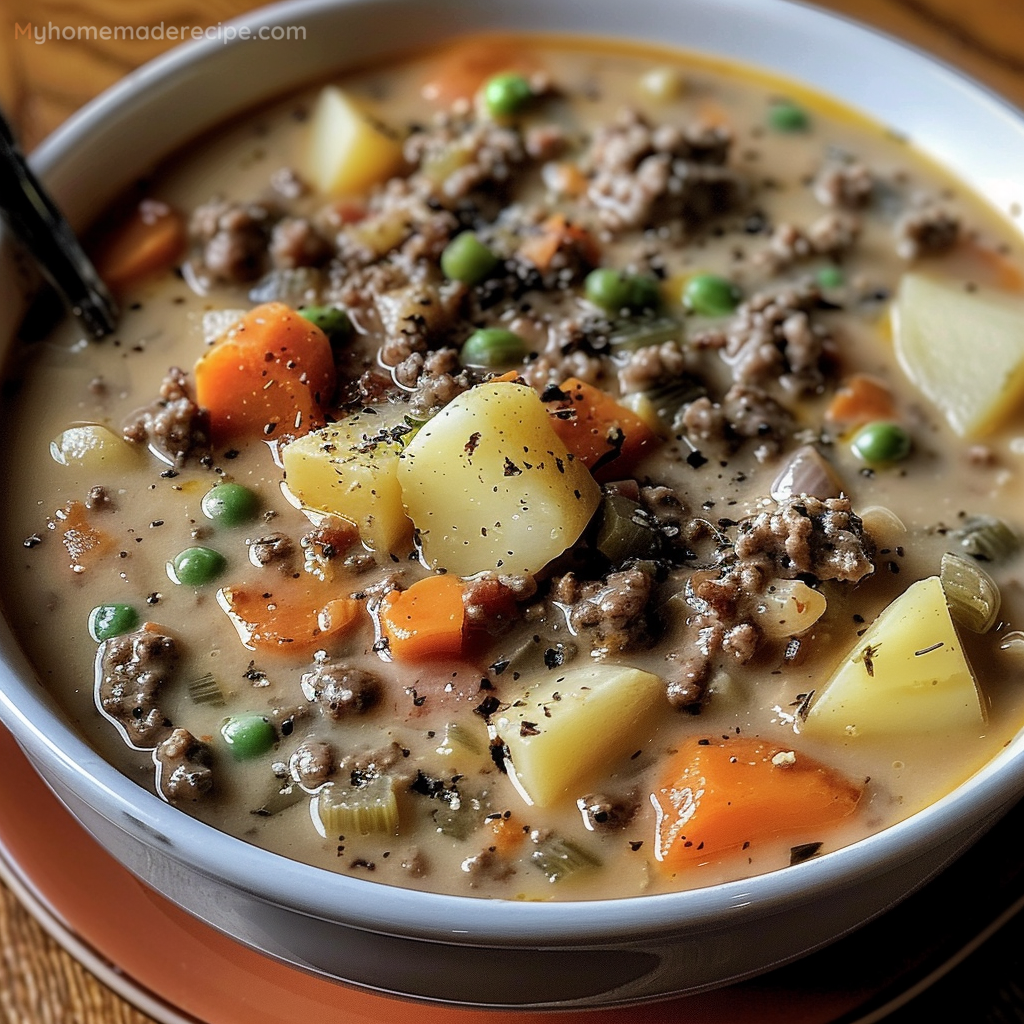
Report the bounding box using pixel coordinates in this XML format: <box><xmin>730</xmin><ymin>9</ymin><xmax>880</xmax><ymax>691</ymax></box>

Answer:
<box><xmin>410</xmin><ymin>770</ymin><xmax>446</xmax><ymax>797</ymax></box>
<box><xmin>914</xmin><ymin>641</ymin><xmax>944</xmax><ymax>657</ymax></box>
<box><xmin>540</xmin><ymin>383</ymin><xmax>569</xmax><ymax>403</ymax></box>
<box><xmin>789</xmin><ymin>842</ymin><xmax>823</xmax><ymax>865</ymax></box>
<box><xmin>519</xmin><ymin>721</ymin><xmax>541</xmax><ymax>737</ymax></box>
<box><xmin>543</xmin><ymin>647</ymin><xmax>566</xmax><ymax>669</ymax></box>
<box><xmin>503</xmin><ymin>457</ymin><xmax>522</xmax><ymax>477</ymax></box>
<box><xmin>629</xmin><ymin>841</ymin><xmax>643</xmax><ymax>851</ymax></box>
<box><xmin>465</xmin><ymin>431</ymin><xmax>482</xmax><ymax>456</ymax></box>
<box><xmin>146</xmin><ymin>592</ymin><xmax>161</xmax><ymax>605</ymax></box>
<box><xmin>490</xmin><ymin>658</ymin><xmax>510</xmax><ymax>675</ymax></box>
<box><xmin>590</xmin><ymin>427</ymin><xmax>626</xmax><ymax>474</ymax></box>
<box><xmin>22</xmin><ymin>534</ymin><xmax>42</xmax><ymax>548</ymax></box>
<box><xmin>489</xmin><ymin>739</ymin><xmax>509</xmax><ymax>773</ymax></box>
<box><xmin>243</xmin><ymin>661</ymin><xmax>268</xmax><ymax>684</ymax></box>
<box><xmin>475</xmin><ymin>694</ymin><xmax>501</xmax><ymax>718</ymax></box>
<box><xmin>150</xmin><ymin>520</ymin><xmax>165</xmax><ymax>528</ymax></box>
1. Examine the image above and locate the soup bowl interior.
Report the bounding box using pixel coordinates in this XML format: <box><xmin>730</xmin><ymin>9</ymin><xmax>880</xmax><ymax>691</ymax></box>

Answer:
<box><xmin>2</xmin><ymin>0</ymin><xmax>1024</xmax><ymax>1009</ymax></box>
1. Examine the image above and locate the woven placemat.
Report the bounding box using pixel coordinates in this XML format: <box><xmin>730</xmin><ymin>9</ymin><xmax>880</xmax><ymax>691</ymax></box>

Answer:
<box><xmin>0</xmin><ymin>881</ymin><xmax>155</xmax><ymax>1024</ymax></box>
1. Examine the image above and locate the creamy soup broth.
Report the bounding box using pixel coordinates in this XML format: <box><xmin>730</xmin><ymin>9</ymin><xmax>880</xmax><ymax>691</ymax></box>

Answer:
<box><xmin>3</xmin><ymin>37</ymin><xmax>1024</xmax><ymax>900</ymax></box>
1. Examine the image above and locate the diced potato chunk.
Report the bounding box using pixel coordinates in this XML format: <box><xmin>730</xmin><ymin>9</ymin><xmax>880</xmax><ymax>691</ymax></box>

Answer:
<box><xmin>307</xmin><ymin>85</ymin><xmax>403</xmax><ymax>196</ymax></box>
<box><xmin>397</xmin><ymin>382</ymin><xmax>601</xmax><ymax>577</ymax></box>
<box><xmin>495</xmin><ymin>663</ymin><xmax>665</xmax><ymax>807</ymax></box>
<box><xmin>803</xmin><ymin>576</ymin><xmax>985</xmax><ymax>738</ymax></box>
<box><xmin>50</xmin><ymin>424</ymin><xmax>142</xmax><ymax>470</ymax></box>
<box><xmin>892</xmin><ymin>273</ymin><xmax>1024</xmax><ymax>437</ymax></box>
<box><xmin>281</xmin><ymin>416</ymin><xmax>411</xmax><ymax>555</ymax></box>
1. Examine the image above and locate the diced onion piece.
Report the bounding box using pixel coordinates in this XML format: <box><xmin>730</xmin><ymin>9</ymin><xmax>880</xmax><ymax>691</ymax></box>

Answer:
<box><xmin>858</xmin><ymin>505</ymin><xmax>907</xmax><ymax>546</ymax></box>
<box><xmin>770</xmin><ymin>445</ymin><xmax>843</xmax><ymax>501</ymax></box>
<box><xmin>954</xmin><ymin>514</ymin><xmax>1021</xmax><ymax>564</ymax></box>
<box><xmin>754</xmin><ymin>579</ymin><xmax>827</xmax><ymax>639</ymax></box>
<box><xmin>200</xmin><ymin>309</ymin><xmax>246</xmax><ymax>345</ymax></box>
<box><xmin>639</xmin><ymin>66</ymin><xmax>685</xmax><ymax>101</ymax></box>
<box><xmin>940</xmin><ymin>551</ymin><xmax>1001</xmax><ymax>633</ymax></box>
<box><xmin>50</xmin><ymin>424</ymin><xmax>142</xmax><ymax>470</ymax></box>
<box><xmin>314</xmin><ymin>775</ymin><xmax>399</xmax><ymax>837</ymax></box>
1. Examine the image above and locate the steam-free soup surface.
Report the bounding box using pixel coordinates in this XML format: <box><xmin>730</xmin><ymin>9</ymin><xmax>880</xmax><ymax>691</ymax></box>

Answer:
<box><xmin>3</xmin><ymin>36</ymin><xmax>1024</xmax><ymax>900</ymax></box>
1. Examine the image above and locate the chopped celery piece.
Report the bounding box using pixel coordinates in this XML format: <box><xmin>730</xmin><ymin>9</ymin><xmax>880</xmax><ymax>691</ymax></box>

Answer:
<box><xmin>315</xmin><ymin>775</ymin><xmax>399</xmax><ymax>836</ymax></box>
<box><xmin>529</xmin><ymin>832</ymin><xmax>600</xmax><ymax>883</ymax></box>
<box><xmin>435</xmin><ymin>721</ymin><xmax>485</xmax><ymax>757</ymax></box>
<box><xmin>607</xmin><ymin>316</ymin><xmax>684</xmax><ymax>352</ymax></box>
<box><xmin>187</xmin><ymin>672</ymin><xmax>226</xmax><ymax>707</ymax></box>
<box><xmin>595</xmin><ymin>495</ymin><xmax>662</xmax><ymax>564</ymax></box>
<box><xmin>252</xmin><ymin>778</ymin><xmax>307</xmax><ymax>817</ymax></box>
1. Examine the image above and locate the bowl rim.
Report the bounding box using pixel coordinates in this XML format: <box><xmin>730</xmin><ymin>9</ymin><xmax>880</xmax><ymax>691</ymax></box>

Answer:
<box><xmin>3</xmin><ymin>0</ymin><xmax>1024</xmax><ymax>949</ymax></box>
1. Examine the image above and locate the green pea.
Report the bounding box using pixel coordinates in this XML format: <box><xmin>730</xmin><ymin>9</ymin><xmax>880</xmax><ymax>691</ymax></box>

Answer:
<box><xmin>201</xmin><ymin>482</ymin><xmax>259</xmax><ymax>527</ymax></box>
<box><xmin>220</xmin><ymin>714</ymin><xmax>276</xmax><ymax>760</ymax></box>
<box><xmin>298</xmin><ymin>305</ymin><xmax>352</xmax><ymax>344</ymax></box>
<box><xmin>460</xmin><ymin>328</ymin><xmax>528</xmax><ymax>368</ymax></box>
<box><xmin>768</xmin><ymin>98</ymin><xmax>810</xmax><ymax>132</ymax></box>
<box><xmin>440</xmin><ymin>232</ymin><xmax>500</xmax><ymax>285</ymax></box>
<box><xmin>88</xmin><ymin>603</ymin><xmax>139</xmax><ymax>642</ymax></box>
<box><xmin>815</xmin><ymin>265</ymin><xmax>845</xmax><ymax>290</ymax></box>
<box><xmin>682</xmin><ymin>273</ymin><xmax>741</xmax><ymax>317</ymax></box>
<box><xmin>851</xmin><ymin>421</ymin><xmax>912</xmax><ymax>465</ymax></box>
<box><xmin>584</xmin><ymin>268</ymin><xmax>633</xmax><ymax>312</ymax></box>
<box><xmin>482</xmin><ymin>72</ymin><xmax>533</xmax><ymax>117</ymax></box>
<box><xmin>627</xmin><ymin>275</ymin><xmax>662</xmax><ymax>311</ymax></box>
<box><xmin>169</xmin><ymin>546</ymin><xmax>226</xmax><ymax>587</ymax></box>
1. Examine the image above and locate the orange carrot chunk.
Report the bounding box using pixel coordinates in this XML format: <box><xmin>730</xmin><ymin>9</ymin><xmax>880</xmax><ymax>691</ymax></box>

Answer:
<box><xmin>421</xmin><ymin>39</ymin><xmax>536</xmax><ymax>106</ymax></box>
<box><xmin>518</xmin><ymin>213</ymin><xmax>600</xmax><ymax>272</ymax></box>
<box><xmin>95</xmin><ymin>199</ymin><xmax>186</xmax><ymax>292</ymax></box>
<box><xmin>651</xmin><ymin>736</ymin><xmax>862</xmax><ymax>872</ymax></box>
<box><xmin>194</xmin><ymin>302</ymin><xmax>336</xmax><ymax>445</ymax></box>
<box><xmin>546</xmin><ymin>377</ymin><xmax>659</xmax><ymax>479</ymax></box>
<box><xmin>50</xmin><ymin>500</ymin><xmax>114</xmax><ymax>574</ymax></box>
<box><xmin>379</xmin><ymin>575</ymin><xmax>466</xmax><ymax>661</ymax></box>
<box><xmin>825</xmin><ymin>373</ymin><xmax>897</xmax><ymax>426</ymax></box>
<box><xmin>218</xmin><ymin>581</ymin><xmax>364</xmax><ymax>655</ymax></box>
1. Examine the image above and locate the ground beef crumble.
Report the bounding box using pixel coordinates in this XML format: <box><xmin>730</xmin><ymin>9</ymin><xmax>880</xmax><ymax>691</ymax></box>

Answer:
<box><xmin>154</xmin><ymin>728</ymin><xmax>213</xmax><ymax>804</ymax></box>
<box><xmin>95</xmin><ymin>626</ymin><xmax>178</xmax><ymax>747</ymax></box>
<box><xmin>122</xmin><ymin>367</ymin><xmax>210</xmax><ymax>467</ymax></box>
<box><xmin>734</xmin><ymin>495</ymin><xmax>875</xmax><ymax>583</ymax></box>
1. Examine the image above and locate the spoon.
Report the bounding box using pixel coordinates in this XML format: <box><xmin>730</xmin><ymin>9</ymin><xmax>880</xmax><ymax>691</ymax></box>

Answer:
<box><xmin>0</xmin><ymin>108</ymin><xmax>119</xmax><ymax>338</ymax></box>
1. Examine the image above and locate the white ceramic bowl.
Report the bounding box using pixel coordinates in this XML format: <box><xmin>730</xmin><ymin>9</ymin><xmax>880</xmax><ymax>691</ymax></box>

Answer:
<box><xmin>2</xmin><ymin>0</ymin><xmax>1024</xmax><ymax>1009</ymax></box>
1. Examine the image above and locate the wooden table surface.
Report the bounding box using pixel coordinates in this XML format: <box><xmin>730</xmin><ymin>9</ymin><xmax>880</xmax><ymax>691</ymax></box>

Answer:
<box><xmin>1</xmin><ymin>1</ymin><xmax>1023</xmax><ymax>1022</ymax></box>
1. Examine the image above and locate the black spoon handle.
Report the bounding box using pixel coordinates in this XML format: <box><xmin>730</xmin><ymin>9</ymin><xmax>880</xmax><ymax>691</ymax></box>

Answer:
<box><xmin>0</xmin><ymin>109</ymin><xmax>118</xmax><ymax>339</ymax></box>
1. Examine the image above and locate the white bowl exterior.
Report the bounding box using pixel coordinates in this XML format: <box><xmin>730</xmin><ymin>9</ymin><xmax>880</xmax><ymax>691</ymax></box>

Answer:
<box><xmin>2</xmin><ymin>0</ymin><xmax>1024</xmax><ymax>1007</ymax></box>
